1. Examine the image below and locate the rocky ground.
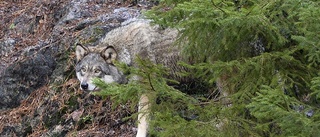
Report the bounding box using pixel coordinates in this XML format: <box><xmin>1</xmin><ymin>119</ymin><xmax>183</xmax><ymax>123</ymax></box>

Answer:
<box><xmin>0</xmin><ymin>0</ymin><xmax>157</xmax><ymax>136</ymax></box>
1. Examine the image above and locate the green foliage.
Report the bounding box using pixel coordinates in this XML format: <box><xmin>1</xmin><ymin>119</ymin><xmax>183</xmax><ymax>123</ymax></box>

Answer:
<box><xmin>247</xmin><ymin>86</ymin><xmax>320</xmax><ymax>136</ymax></box>
<box><xmin>146</xmin><ymin>0</ymin><xmax>320</xmax><ymax>63</ymax></box>
<box><xmin>145</xmin><ymin>0</ymin><xmax>320</xmax><ymax>136</ymax></box>
<box><xmin>94</xmin><ymin>0</ymin><xmax>320</xmax><ymax>136</ymax></box>
<box><xmin>311</xmin><ymin>75</ymin><xmax>320</xmax><ymax>102</ymax></box>
<box><xmin>79</xmin><ymin>115</ymin><xmax>93</xmax><ymax>124</ymax></box>
<box><xmin>9</xmin><ymin>23</ymin><xmax>16</xmax><ymax>29</ymax></box>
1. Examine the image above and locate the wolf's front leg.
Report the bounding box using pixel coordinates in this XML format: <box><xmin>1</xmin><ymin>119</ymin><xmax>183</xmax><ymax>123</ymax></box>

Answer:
<box><xmin>136</xmin><ymin>94</ymin><xmax>149</xmax><ymax>137</ymax></box>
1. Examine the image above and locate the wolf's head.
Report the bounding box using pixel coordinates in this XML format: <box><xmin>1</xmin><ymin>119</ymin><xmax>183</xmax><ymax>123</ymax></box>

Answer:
<box><xmin>75</xmin><ymin>44</ymin><xmax>126</xmax><ymax>91</ymax></box>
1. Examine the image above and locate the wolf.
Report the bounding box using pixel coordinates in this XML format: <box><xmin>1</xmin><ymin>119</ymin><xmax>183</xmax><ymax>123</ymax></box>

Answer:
<box><xmin>75</xmin><ymin>19</ymin><xmax>180</xmax><ymax>137</ymax></box>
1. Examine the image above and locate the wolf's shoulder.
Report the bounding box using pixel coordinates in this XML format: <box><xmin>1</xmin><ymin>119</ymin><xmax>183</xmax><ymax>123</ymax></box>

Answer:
<box><xmin>100</xmin><ymin>18</ymin><xmax>161</xmax><ymax>51</ymax></box>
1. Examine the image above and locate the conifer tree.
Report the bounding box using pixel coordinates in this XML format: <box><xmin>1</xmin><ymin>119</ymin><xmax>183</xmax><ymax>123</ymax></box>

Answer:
<box><xmin>95</xmin><ymin>0</ymin><xmax>320</xmax><ymax>136</ymax></box>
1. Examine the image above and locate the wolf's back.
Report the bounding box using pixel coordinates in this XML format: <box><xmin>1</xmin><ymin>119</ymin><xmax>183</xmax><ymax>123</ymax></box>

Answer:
<box><xmin>101</xmin><ymin>19</ymin><xmax>185</xmax><ymax>80</ymax></box>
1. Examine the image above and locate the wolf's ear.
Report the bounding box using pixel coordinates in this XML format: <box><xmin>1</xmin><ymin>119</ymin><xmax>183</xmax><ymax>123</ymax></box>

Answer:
<box><xmin>76</xmin><ymin>43</ymin><xmax>89</xmax><ymax>62</ymax></box>
<box><xmin>102</xmin><ymin>46</ymin><xmax>117</xmax><ymax>64</ymax></box>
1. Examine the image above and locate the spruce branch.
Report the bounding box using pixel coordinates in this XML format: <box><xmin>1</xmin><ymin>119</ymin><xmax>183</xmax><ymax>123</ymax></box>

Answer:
<box><xmin>211</xmin><ymin>0</ymin><xmax>227</xmax><ymax>15</ymax></box>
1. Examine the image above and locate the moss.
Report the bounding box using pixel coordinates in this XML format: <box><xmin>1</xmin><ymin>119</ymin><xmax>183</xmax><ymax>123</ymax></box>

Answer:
<box><xmin>22</xmin><ymin>123</ymin><xmax>32</xmax><ymax>136</ymax></box>
<box><xmin>77</xmin><ymin>115</ymin><xmax>93</xmax><ymax>130</ymax></box>
<box><xmin>66</xmin><ymin>94</ymin><xmax>79</xmax><ymax>110</ymax></box>
<box><xmin>43</xmin><ymin>111</ymin><xmax>64</xmax><ymax>128</ymax></box>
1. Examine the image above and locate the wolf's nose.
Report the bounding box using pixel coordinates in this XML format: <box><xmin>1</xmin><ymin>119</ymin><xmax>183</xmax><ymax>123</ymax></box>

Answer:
<box><xmin>81</xmin><ymin>83</ymin><xmax>88</xmax><ymax>90</ymax></box>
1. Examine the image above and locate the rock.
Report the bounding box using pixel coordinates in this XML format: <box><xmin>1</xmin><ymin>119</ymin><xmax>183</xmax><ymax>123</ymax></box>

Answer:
<box><xmin>98</xmin><ymin>7</ymin><xmax>140</xmax><ymax>23</ymax></box>
<box><xmin>0</xmin><ymin>38</ymin><xmax>16</xmax><ymax>57</ymax></box>
<box><xmin>58</xmin><ymin>0</ymin><xmax>94</xmax><ymax>25</ymax></box>
<box><xmin>0</xmin><ymin>48</ymin><xmax>56</xmax><ymax>109</ymax></box>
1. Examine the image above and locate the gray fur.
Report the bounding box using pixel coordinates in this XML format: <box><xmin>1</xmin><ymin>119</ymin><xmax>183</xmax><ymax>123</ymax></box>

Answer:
<box><xmin>100</xmin><ymin>19</ymin><xmax>184</xmax><ymax>81</ymax></box>
<box><xmin>102</xmin><ymin>19</ymin><xmax>179</xmax><ymax>66</ymax></box>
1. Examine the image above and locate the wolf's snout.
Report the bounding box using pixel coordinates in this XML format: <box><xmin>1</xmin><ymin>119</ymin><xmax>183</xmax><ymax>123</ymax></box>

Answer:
<box><xmin>80</xmin><ymin>83</ymin><xmax>89</xmax><ymax>90</ymax></box>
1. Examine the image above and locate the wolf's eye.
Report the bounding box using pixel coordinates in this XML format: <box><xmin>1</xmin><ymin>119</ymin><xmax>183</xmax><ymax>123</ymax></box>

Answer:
<box><xmin>94</xmin><ymin>69</ymin><xmax>101</xmax><ymax>74</ymax></box>
<box><xmin>81</xmin><ymin>67</ymin><xmax>86</xmax><ymax>72</ymax></box>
